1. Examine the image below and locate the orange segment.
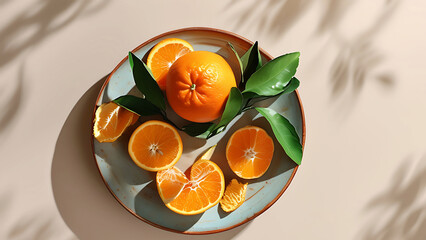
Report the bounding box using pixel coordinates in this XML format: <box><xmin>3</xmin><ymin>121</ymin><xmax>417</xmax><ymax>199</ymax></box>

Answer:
<box><xmin>147</xmin><ymin>38</ymin><xmax>194</xmax><ymax>90</ymax></box>
<box><xmin>220</xmin><ymin>179</ymin><xmax>248</xmax><ymax>212</ymax></box>
<box><xmin>130</xmin><ymin>113</ymin><xmax>139</xmax><ymax>125</ymax></box>
<box><xmin>128</xmin><ymin>120</ymin><xmax>183</xmax><ymax>171</ymax></box>
<box><xmin>226</xmin><ymin>126</ymin><xmax>274</xmax><ymax>179</ymax></box>
<box><xmin>157</xmin><ymin>167</ymin><xmax>188</xmax><ymax>203</ymax></box>
<box><xmin>93</xmin><ymin>102</ymin><xmax>138</xmax><ymax>143</ymax></box>
<box><xmin>156</xmin><ymin>146</ymin><xmax>225</xmax><ymax>215</ymax></box>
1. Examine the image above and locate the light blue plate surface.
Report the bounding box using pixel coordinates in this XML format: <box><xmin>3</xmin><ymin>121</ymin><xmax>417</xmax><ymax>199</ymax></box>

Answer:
<box><xmin>93</xmin><ymin>28</ymin><xmax>305</xmax><ymax>234</ymax></box>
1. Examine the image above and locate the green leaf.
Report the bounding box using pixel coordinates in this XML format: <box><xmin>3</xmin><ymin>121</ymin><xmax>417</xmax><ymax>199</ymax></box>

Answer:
<box><xmin>182</xmin><ymin>122</ymin><xmax>215</xmax><ymax>138</ymax></box>
<box><xmin>128</xmin><ymin>52</ymin><xmax>166</xmax><ymax>111</ymax></box>
<box><xmin>243</xmin><ymin>77</ymin><xmax>301</xmax><ymax>109</ymax></box>
<box><xmin>242</xmin><ymin>91</ymin><xmax>258</xmax><ymax>101</ymax></box>
<box><xmin>245</xmin><ymin>77</ymin><xmax>300</xmax><ymax>102</ymax></box>
<box><xmin>113</xmin><ymin>95</ymin><xmax>161</xmax><ymax>116</ymax></box>
<box><xmin>240</xmin><ymin>41</ymin><xmax>262</xmax><ymax>86</ymax></box>
<box><xmin>256</xmin><ymin>107</ymin><xmax>303</xmax><ymax>165</ymax></box>
<box><xmin>211</xmin><ymin>87</ymin><xmax>243</xmax><ymax>134</ymax></box>
<box><xmin>228</xmin><ymin>42</ymin><xmax>243</xmax><ymax>84</ymax></box>
<box><xmin>243</xmin><ymin>52</ymin><xmax>300</xmax><ymax>97</ymax></box>
<box><xmin>282</xmin><ymin>77</ymin><xmax>300</xmax><ymax>94</ymax></box>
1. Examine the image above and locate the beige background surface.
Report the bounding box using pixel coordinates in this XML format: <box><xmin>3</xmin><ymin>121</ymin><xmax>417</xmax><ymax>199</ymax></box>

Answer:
<box><xmin>1</xmin><ymin>0</ymin><xmax>425</xmax><ymax>239</ymax></box>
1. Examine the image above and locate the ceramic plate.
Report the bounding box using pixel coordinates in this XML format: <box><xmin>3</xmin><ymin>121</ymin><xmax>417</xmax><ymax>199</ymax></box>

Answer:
<box><xmin>92</xmin><ymin>27</ymin><xmax>305</xmax><ymax>234</ymax></box>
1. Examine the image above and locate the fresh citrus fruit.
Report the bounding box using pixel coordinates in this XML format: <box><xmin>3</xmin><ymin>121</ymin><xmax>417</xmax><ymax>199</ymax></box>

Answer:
<box><xmin>93</xmin><ymin>102</ymin><xmax>138</xmax><ymax>143</ymax></box>
<box><xmin>220</xmin><ymin>179</ymin><xmax>248</xmax><ymax>212</ymax></box>
<box><xmin>226</xmin><ymin>126</ymin><xmax>274</xmax><ymax>179</ymax></box>
<box><xmin>146</xmin><ymin>38</ymin><xmax>194</xmax><ymax>90</ymax></box>
<box><xmin>156</xmin><ymin>146</ymin><xmax>225</xmax><ymax>215</ymax></box>
<box><xmin>162</xmin><ymin>160</ymin><xmax>224</xmax><ymax>215</ymax></box>
<box><xmin>156</xmin><ymin>166</ymin><xmax>188</xmax><ymax>204</ymax></box>
<box><xmin>166</xmin><ymin>51</ymin><xmax>237</xmax><ymax>123</ymax></box>
<box><xmin>156</xmin><ymin>146</ymin><xmax>216</xmax><ymax>204</ymax></box>
<box><xmin>128</xmin><ymin>120</ymin><xmax>183</xmax><ymax>171</ymax></box>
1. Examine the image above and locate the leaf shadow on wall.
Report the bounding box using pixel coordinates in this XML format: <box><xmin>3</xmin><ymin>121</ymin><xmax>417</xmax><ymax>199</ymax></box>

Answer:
<box><xmin>225</xmin><ymin>0</ymin><xmax>400</xmax><ymax>116</ymax></box>
<box><xmin>329</xmin><ymin>0</ymin><xmax>399</xmax><ymax>99</ymax></box>
<box><xmin>224</xmin><ymin>0</ymin><xmax>312</xmax><ymax>38</ymax></box>
<box><xmin>0</xmin><ymin>63</ymin><xmax>23</xmax><ymax>137</ymax></box>
<box><xmin>0</xmin><ymin>0</ymin><xmax>110</xmax><ymax>141</ymax></box>
<box><xmin>357</xmin><ymin>156</ymin><xmax>426</xmax><ymax>240</ymax></box>
<box><xmin>0</xmin><ymin>0</ymin><xmax>110</xmax><ymax>70</ymax></box>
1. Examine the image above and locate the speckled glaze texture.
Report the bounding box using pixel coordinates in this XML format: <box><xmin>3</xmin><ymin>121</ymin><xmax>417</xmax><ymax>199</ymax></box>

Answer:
<box><xmin>92</xmin><ymin>28</ymin><xmax>305</xmax><ymax>234</ymax></box>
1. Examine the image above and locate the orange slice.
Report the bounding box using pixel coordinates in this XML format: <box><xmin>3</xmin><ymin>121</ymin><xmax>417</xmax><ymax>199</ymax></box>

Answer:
<box><xmin>220</xmin><ymin>179</ymin><xmax>248</xmax><ymax>212</ymax></box>
<box><xmin>156</xmin><ymin>146</ymin><xmax>225</xmax><ymax>215</ymax></box>
<box><xmin>226</xmin><ymin>126</ymin><xmax>274</xmax><ymax>179</ymax></box>
<box><xmin>128</xmin><ymin>120</ymin><xmax>182</xmax><ymax>171</ymax></box>
<box><xmin>93</xmin><ymin>102</ymin><xmax>138</xmax><ymax>143</ymax></box>
<box><xmin>147</xmin><ymin>38</ymin><xmax>194</xmax><ymax>90</ymax></box>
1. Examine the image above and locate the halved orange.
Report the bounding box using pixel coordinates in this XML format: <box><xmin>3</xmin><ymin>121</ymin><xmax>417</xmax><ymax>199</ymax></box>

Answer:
<box><xmin>226</xmin><ymin>126</ymin><xmax>274</xmax><ymax>179</ymax></box>
<box><xmin>147</xmin><ymin>38</ymin><xmax>194</xmax><ymax>90</ymax></box>
<box><xmin>156</xmin><ymin>146</ymin><xmax>225</xmax><ymax>215</ymax></box>
<box><xmin>220</xmin><ymin>179</ymin><xmax>248</xmax><ymax>212</ymax></box>
<box><xmin>128</xmin><ymin>120</ymin><xmax>183</xmax><ymax>171</ymax></box>
<box><xmin>93</xmin><ymin>102</ymin><xmax>138</xmax><ymax>143</ymax></box>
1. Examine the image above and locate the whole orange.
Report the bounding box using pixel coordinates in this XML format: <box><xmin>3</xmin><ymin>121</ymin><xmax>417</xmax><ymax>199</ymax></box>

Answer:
<box><xmin>166</xmin><ymin>51</ymin><xmax>236</xmax><ymax>123</ymax></box>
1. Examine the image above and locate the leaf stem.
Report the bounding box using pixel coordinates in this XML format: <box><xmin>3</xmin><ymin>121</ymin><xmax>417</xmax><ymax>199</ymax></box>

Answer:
<box><xmin>241</xmin><ymin>106</ymin><xmax>255</xmax><ymax>112</ymax></box>
<box><xmin>245</xmin><ymin>98</ymin><xmax>254</xmax><ymax>108</ymax></box>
